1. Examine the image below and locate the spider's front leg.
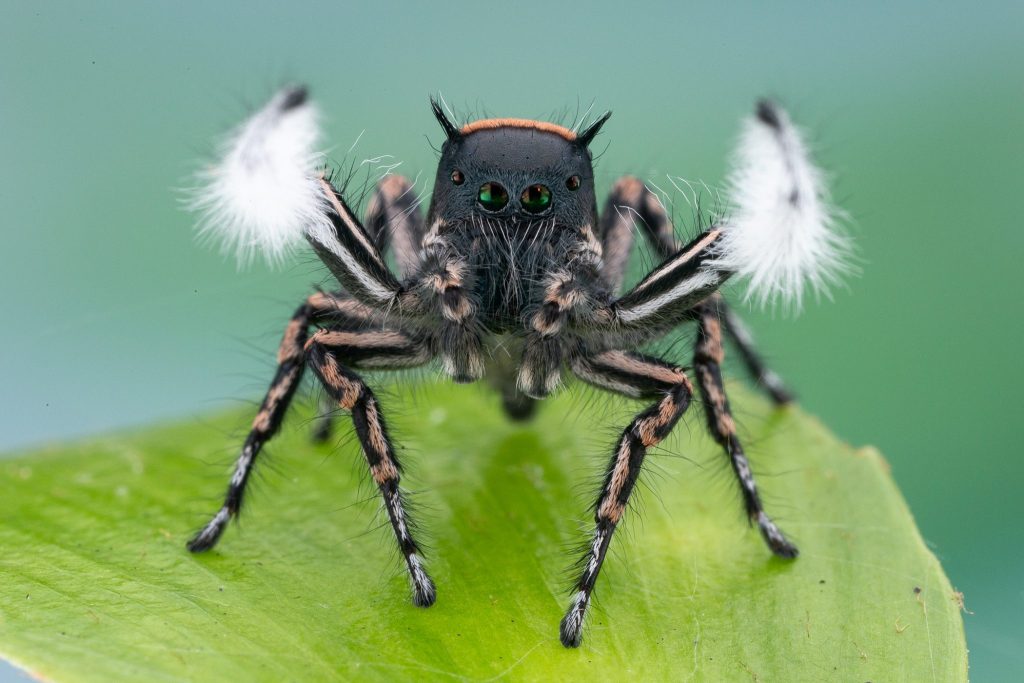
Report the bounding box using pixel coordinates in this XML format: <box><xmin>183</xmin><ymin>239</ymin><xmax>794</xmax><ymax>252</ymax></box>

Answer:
<box><xmin>599</xmin><ymin>176</ymin><xmax>794</xmax><ymax>404</ymax></box>
<box><xmin>188</xmin><ymin>291</ymin><xmax>364</xmax><ymax>551</ymax></box>
<box><xmin>311</xmin><ymin>174</ymin><xmax>426</xmax><ymax>442</ymax></box>
<box><xmin>305</xmin><ymin>328</ymin><xmax>437</xmax><ymax>606</ymax></box>
<box><xmin>691</xmin><ymin>299</ymin><xmax>797</xmax><ymax>557</ymax></box>
<box><xmin>560</xmin><ymin>350</ymin><xmax>695</xmax><ymax>647</ymax></box>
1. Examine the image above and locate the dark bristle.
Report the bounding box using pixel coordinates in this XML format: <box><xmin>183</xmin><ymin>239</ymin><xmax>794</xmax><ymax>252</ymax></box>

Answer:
<box><xmin>280</xmin><ymin>85</ymin><xmax>309</xmax><ymax>111</ymax></box>
<box><xmin>577</xmin><ymin>111</ymin><xmax>612</xmax><ymax>147</ymax></box>
<box><xmin>755</xmin><ymin>99</ymin><xmax>782</xmax><ymax>130</ymax></box>
<box><xmin>430</xmin><ymin>96</ymin><xmax>460</xmax><ymax>140</ymax></box>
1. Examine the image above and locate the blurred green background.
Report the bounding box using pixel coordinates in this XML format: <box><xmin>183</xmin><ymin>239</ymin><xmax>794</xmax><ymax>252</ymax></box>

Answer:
<box><xmin>1</xmin><ymin>1</ymin><xmax>1020</xmax><ymax>679</ymax></box>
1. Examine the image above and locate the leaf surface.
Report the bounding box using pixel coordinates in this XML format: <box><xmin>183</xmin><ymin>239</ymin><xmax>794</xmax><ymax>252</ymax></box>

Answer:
<box><xmin>0</xmin><ymin>382</ymin><xmax>967</xmax><ymax>681</ymax></box>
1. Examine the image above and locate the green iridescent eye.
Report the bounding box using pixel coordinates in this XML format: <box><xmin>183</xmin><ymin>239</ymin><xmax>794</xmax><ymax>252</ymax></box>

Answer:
<box><xmin>520</xmin><ymin>184</ymin><xmax>552</xmax><ymax>214</ymax></box>
<box><xmin>477</xmin><ymin>182</ymin><xmax>509</xmax><ymax>212</ymax></box>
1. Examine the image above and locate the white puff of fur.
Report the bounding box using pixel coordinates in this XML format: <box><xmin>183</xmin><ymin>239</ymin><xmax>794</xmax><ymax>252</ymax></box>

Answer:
<box><xmin>713</xmin><ymin>101</ymin><xmax>851</xmax><ymax>312</ymax></box>
<box><xmin>190</xmin><ymin>86</ymin><xmax>333</xmax><ymax>266</ymax></box>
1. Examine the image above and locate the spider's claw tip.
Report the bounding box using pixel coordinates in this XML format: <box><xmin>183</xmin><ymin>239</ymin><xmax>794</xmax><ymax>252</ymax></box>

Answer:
<box><xmin>186</xmin><ymin>534</ymin><xmax>216</xmax><ymax>553</ymax></box>
<box><xmin>408</xmin><ymin>554</ymin><xmax>436</xmax><ymax>607</ymax></box>
<box><xmin>559</xmin><ymin>591</ymin><xmax>588</xmax><ymax>648</ymax></box>
<box><xmin>757</xmin><ymin>512</ymin><xmax>798</xmax><ymax>559</ymax></box>
<box><xmin>186</xmin><ymin>509</ymin><xmax>230</xmax><ymax>553</ymax></box>
<box><xmin>559</xmin><ymin>618</ymin><xmax>584</xmax><ymax>648</ymax></box>
<box><xmin>411</xmin><ymin>575</ymin><xmax>437</xmax><ymax>608</ymax></box>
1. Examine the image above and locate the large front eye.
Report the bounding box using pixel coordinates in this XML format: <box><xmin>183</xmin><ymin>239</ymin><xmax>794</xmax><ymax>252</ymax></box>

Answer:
<box><xmin>520</xmin><ymin>184</ymin><xmax>552</xmax><ymax>214</ymax></box>
<box><xmin>477</xmin><ymin>182</ymin><xmax>509</xmax><ymax>212</ymax></box>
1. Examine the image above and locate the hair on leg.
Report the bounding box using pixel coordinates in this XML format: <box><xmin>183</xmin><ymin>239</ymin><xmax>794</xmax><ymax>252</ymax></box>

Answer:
<box><xmin>560</xmin><ymin>350</ymin><xmax>694</xmax><ymax>647</ymax></box>
<box><xmin>364</xmin><ymin>175</ymin><xmax>425</xmax><ymax>278</ymax></box>
<box><xmin>188</xmin><ymin>295</ymin><xmax>324</xmax><ymax>552</ymax></box>
<box><xmin>305</xmin><ymin>329</ymin><xmax>436</xmax><ymax>606</ymax></box>
<box><xmin>717</xmin><ymin>296</ymin><xmax>794</xmax><ymax>404</ymax></box>
<box><xmin>693</xmin><ymin>300</ymin><xmax>797</xmax><ymax>557</ymax></box>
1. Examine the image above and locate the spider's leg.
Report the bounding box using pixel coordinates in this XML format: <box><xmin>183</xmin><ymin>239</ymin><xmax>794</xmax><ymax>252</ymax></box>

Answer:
<box><xmin>187</xmin><ymin>292</ymin><xmax>349</xmax><ymax>551</ymax></box>
<box><xmin>582</xmin><ymin>228</ymin><xmax>728</xmax><ymax>347</ymax></box>
<box><xmin>302</xmin><ymin>290</ymin><xmax>415</xmax><ymax>443</ymax></box>
<box><xmin>560</xmin><ymin>350</ymin><xmax>694</xmax><ymax>647</ymax></box>
<box><xmin>718</xmin><ymin>297</ymin><xmax>794</xmax><ymax>404</ymax></box>
<box><xmin>308</xmin><ymin>179</ymin><xmax>407</xmax><ymax>308</ymax></box>
<box><xmin>598</xmin><ymin>176</ymin><xmax>683</xmax><ymax>294</ymax></box>
<box><xmin>305</xmin><ymin>328</ymin><xmax>437</xmax><ymax>606</ymax></box>
<box><xmin>598</xmin><ymin>178</ymin><xmax>794</xmax><ymax>403</ymax></box>
<box><xmin>693</xmin><ymin>300</ymin><xmax>798</xmax><ymax>557</ymax></box>
<box><xmin>364</xmin><ymin>174</ymin><xmax>425</xmax><ymax>278</ymax></box>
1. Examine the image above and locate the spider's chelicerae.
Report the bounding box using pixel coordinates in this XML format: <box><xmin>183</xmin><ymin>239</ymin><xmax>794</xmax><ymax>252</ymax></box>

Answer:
<box><xmin>188</xmin><ymin>86</ymin><xmax>849</xmax><ymax>648</ymax></box>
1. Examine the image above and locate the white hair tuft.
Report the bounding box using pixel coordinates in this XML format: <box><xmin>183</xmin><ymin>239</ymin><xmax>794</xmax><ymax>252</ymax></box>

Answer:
<box><xmin>189</xmin><ymin>86</ymin><xmax>333</xmax><ymax>266</ymax></box>
<box><xmin>713</xmin><ymin>100</ymin><xmax>852</xmax><ymax>312</ymax></box>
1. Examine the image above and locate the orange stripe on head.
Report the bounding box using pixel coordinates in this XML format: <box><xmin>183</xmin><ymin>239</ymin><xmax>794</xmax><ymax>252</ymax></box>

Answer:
<box><xmin>459</xmin><ymin>118</ymin><xmax>577</xmax><ymax>141</ymax></box>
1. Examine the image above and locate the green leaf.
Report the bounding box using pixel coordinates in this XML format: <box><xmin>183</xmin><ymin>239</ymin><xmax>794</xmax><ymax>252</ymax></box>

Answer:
<box><xmin>0</xmin><ymin>381</ymin><xmax>966</xmax><ymax>681</ymax></box>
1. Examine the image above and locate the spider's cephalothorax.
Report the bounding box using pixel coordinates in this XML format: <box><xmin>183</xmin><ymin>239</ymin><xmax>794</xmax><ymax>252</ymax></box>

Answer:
<box><xmin>188</xmin><ymin>87</ymin><xmax>849</xmax><ymax>647</ymax></box>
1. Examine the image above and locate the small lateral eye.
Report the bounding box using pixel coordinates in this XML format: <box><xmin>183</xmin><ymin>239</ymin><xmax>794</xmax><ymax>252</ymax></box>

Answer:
<box><xmin>520</xmin><ymin>184</ymin><xmax>552</xmax><ymax>214</ymax></box>
<box><xmin>451</xmin><ymin>169</ymin><xmax>465</xmax><ymax>185</ymax></box>
<box><xmin>566</xmin><ymin>175</ymin><xmax>581</xmax><ymax>191</ymax></box>
<box><xmin>478</xmin><ymin>182</ymin><xmax>509</xmax><ymax>212</ymax></box>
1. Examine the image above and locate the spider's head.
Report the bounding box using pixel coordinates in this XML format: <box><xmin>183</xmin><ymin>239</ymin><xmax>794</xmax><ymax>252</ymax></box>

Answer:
<box><xmin>427</xmin><ymin>100</ymin><xmax>610</xmax><ymax>230</ymax></box>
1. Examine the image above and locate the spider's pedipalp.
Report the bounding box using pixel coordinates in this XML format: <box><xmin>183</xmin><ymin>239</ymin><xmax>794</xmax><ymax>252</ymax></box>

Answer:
<box><xmin>712</xmin><ymin>100</ymin><xmax>851</xmax><ymax>312</ymax></box>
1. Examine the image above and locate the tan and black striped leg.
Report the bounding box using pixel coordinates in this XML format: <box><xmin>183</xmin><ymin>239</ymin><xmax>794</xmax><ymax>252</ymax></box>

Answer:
<box><xmin>598</xmin><ymin>176</ymin><xmax>682</xmax><ymax>293</ymax></box>
<box><xmin>561</xmin><ymin>351</ymin><xmax>695</xmax><ymax>647</ymax></box>
<box><xmin>693</xmin><ymin>302</ymin><xmax>798</xmax><ymax>557</ymax></box>
<box><xmin>305</xmin><ymin>329</ymin><xmax>436</xmax><ymax>606</ymax></box>
<box><xmin>301</xmin><ymin>291</ymin><xmax>401</xmax><ymax>443</ymax></box>
<box><xmin>188</xmin><ymin>297</ymin><xmax>320</xmax><ymax>552</ymax></box>
<box><xmin>364</xmin><ymin>175</ymin><xmax>425</xmax><ymax>278</ymax></box>
<box><xmin>718</xmin><ymin>298</ymin><xmax>794</xmax><ymax>405</ymax></box>
<box><xmin>600</xmin><ymin>179</ymin><xmax>793</xmax><ymax>404</ymax></box>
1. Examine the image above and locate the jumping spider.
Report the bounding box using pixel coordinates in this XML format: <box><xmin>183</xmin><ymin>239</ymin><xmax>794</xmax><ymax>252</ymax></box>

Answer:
<box><xmin>188</xmin><ymin>86</ymin><xmax>848</xmax><ymax>647</ymax></box>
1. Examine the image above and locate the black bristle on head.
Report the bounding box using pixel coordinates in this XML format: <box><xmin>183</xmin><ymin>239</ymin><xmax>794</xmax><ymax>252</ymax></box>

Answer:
<box><xmin>755</xmin><ymin>99</ymin><xmax>782</xmax><ymax>130</ymax></box>
<box><xmin>577</xmin><ymin>111</ymin><xmax>612</xmax><ymax>147</ymax></box>
<box><xmin>430</xmin><ymin>97</ymin><xmax>460</xmax><ymax>140</ymax></box>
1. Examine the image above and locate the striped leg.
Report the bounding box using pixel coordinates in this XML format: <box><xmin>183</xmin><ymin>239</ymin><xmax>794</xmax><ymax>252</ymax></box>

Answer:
<box><xmin>188</xmin><ymin>296</ymin><xmax>325</xmax><ymax>552</ymax></box>
<box><xmin>364</xmin><ymin>175</ymin><xmax>425</xmax><ymax>278</ymax></box>
<box><xmin>597</xmin><ymin>179</ymin><xmax>793</xmax><ymax>402</ymax></box>
<box><xmin>693</xmin><ymin>302</ymin><xmax>798</xmax><ymax>557</ymax></box>
<box><xmin>598</xmin><ymin>176</ymin><xmax>682</xmax><ymax>293</ymax></box>
<box><xmin>588</xmin><ymin>229</ymin><xmax>728</xmax><ymax>344</ymax></box>
<box><xmin>718</xmin><ymin>298</ymin><xmax>794</xmax><ymax>404</ymax></box>
<box><xmin>561</xmin><ymin>351</ymin><xmax>695</xmax><ymax>647</ymax></box>
<box><xmin>305</xmin><ymin>329</ymin><xmax>436</xmax><ymax>606</ymax></box>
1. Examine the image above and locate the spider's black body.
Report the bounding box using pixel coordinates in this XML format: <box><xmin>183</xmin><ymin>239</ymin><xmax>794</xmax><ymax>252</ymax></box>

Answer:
<box><xmin>189</xmin><ymin>89</ymin><xmax>811</xmax><ymax>648</ymax></box>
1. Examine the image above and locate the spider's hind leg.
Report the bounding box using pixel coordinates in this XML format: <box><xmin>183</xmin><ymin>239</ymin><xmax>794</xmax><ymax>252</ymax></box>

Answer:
<box><xmin>719</xmin><ymin>298</ymin><xmax>795</xmax><ymax>405</ymax></box>
<box><xmin>693</xmin><ymin>300</ymin><xmax>798</xmax><ymax>557</ymax></box>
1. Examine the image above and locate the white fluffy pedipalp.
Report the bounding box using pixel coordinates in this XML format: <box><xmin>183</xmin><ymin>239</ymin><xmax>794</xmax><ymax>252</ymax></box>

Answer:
<box><xmin>713</xmin><ymin>100</ymin><xmax>851</xmax><ymax>312</ymax></box>
<box><xmin>190</xmin><ymin>86</ymin><xmax>333</xmax><ymax>266</ymax></box>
